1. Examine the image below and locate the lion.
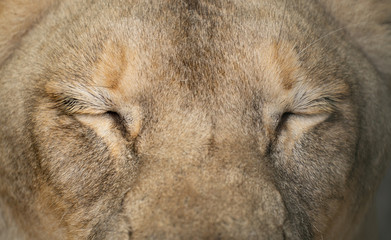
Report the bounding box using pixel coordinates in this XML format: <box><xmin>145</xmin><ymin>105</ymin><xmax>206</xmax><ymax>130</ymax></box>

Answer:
<box><xmin>0</xmin><ymin>0</ymin><xmax>390</xmax><ymax>239</ymax></box>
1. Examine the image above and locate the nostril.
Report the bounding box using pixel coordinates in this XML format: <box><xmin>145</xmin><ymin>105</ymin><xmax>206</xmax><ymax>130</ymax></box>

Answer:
<box><xmin>215</xmin><ymin>232</ymin><xmax>223</xmax><ymax>240</ymax></box>
<box><xmin>128</xmin><ymin>230</ymin><xmax>133</xmax><ymax>239</ymax></box>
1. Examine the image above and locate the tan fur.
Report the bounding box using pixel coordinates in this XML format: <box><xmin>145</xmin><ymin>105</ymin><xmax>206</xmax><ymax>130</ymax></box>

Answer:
<box><xmin>320</xmin><ymin>0</ymin><xmax>391</xmax><ymax>78</ymax></box>
<box><xmin>0</xmin><ymin>0</ymin><xmax>58</xmax><ymax>65</ymax></box>
<box><xmin>0</xmin><ymin>0</ymin><xmax>390</xmax><ymax>239</ymax></box>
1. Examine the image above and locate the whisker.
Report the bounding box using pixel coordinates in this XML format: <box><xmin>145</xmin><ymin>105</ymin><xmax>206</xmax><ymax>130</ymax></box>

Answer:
<box><xmin>298</xmin><ymin>26</ymin><xmax>346</xmax><ymax>56</ymax></box>
<box><xmin>298</xmin><ymin>22</ymin><xmax>366</xmax><ymax>56</ymax></box>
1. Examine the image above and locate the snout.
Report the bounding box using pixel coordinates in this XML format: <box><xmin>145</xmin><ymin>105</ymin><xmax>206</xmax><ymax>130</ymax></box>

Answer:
<box><xmin>123</xmin><ymin>159</ymin><xmax>286</xmax><ymax>239</ymax></box>
<box><xmin>119</xmin><ymin>99</ymin><xmax>287</xmax><ymax>239</ymax></box>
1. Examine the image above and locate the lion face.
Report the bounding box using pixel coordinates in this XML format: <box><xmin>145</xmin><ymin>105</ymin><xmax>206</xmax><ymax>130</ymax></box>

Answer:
<box><xmin>1</xmin><ymin>0</ymin><xmax>390</xmax><ymax>239</ymax></box>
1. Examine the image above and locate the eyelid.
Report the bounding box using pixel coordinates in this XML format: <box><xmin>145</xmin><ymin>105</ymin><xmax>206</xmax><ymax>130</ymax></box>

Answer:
<box><xmin>293</xmin><ymin>96</ymin><xmax>339</xmax><ymax>115</ymax></box>
<box><xmin>46</xmin><ymin>81</ymin><xmax>113</xmax><ymax>115</ymax></box>
<box><xmin>292</xmin><ymin>112</ymin><xmax>331</xmax><ymax>131</ymax></box>
<box><xmin>275</xmin><ymin>105</ymin><xmax>332</xmax><ymax>134</ymax></box>
<box><xmin>105</xmin><ymin>110</ymin><xmax>125</xmax><ymax>125</ymax></box>
<box><xmin>48</xmin><ymin>93</ymin><xmax>115</xmax><ymax>116</ymax></box>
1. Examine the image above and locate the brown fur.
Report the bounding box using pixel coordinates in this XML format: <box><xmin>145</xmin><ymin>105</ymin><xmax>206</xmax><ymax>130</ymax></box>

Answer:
<box><xmin>0</xmin><ymin>0</ymin><xmax>390</xmax><ymax>239</ymax></box>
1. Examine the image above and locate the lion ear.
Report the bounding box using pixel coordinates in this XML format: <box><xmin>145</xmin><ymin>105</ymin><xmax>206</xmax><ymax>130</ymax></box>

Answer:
<box><xmin>321</xmin><ymin>0</ymin><xmax>391</xmax><ymax>80</ymax></box>
<box><xmin>0</xmin><ymin>0</ymin><xmax>58</xmax><ymax>65</ymax></box>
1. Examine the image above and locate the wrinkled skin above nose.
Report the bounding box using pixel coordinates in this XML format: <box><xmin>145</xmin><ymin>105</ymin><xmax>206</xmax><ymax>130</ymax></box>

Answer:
<box><xmin>123</xmin><ymin>104</ymin><xmax>286</xmax><ymax>239</ymax></box>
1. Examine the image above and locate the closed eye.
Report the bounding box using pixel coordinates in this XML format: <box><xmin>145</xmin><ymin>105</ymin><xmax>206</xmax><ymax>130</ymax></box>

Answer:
<box><xmin>266</xmin><ymin>111</ymin><xmax>294</xmax><ymax>155</ymax></box>
<box><xmin>267</xmin><ymin>110</ymin><xmax>330</xmax><ymax>155</ymax></box>
<box><xmin>274</xmin><ymin>110</ymin><xmax>331</xmax><ymax>139</ymax></box>
<box><xmin>275</xmin><ymin>112</ymin><xmax>294</xmax><ymax>135</ymax></box>
<box><xmin>278</xmin><ymin>111</ymin><xmax>331</xmax><ymax>135</ymax></box>
<box><xmin>105</xmin><ymin>111</ymin><xmax>128</xmax><ymax>137</ymax></box>
<box><xmin>106</xmin><ymin>110</ymin><xmax>122</xmax><ymax>123</ymax></box>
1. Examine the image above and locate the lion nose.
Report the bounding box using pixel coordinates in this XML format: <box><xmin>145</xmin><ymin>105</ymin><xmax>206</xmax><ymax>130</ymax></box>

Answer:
<box><xmin>122</xmin><ymin>106</ymin><xmax>286</xmax><ymax>239</ymax></box>
<box><xmin>123</xmin><ymin>164</ymin><xmax>286</xmax><ymax>239</ymax></box>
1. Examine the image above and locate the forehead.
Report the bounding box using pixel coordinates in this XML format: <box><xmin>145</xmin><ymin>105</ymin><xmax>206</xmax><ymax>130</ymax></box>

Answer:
<box><xmin>50</xmin><ymin>0</ymin><xmax>350</xmax><ymax>115</ymax></box>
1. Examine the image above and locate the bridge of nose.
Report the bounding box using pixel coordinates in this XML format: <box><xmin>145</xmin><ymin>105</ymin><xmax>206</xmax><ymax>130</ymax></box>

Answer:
<box><xmin>124</xmin><ymin>100</ymin><xmax>285</xmax><ymax>239</ymax></box>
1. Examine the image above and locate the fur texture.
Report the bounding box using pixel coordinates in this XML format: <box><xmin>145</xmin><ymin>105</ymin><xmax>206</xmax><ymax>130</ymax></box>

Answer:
<box><xmin>0</xmin><ymin>0</ymin><xmax>390</xmax><ymax>239</ymax></box>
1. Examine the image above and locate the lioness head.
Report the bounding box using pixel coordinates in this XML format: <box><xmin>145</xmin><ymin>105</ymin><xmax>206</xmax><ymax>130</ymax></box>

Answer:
<box><xmin>1</xmin><ymin>0</ymin><xmax>390</xmax><ymax>239</ymax></box>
